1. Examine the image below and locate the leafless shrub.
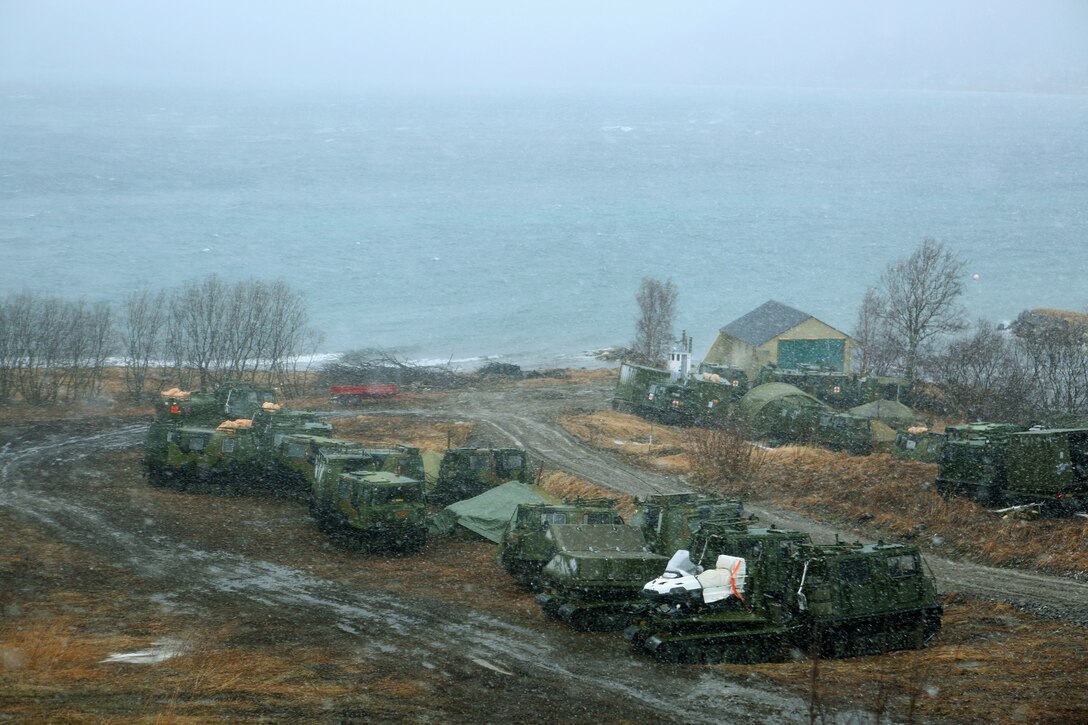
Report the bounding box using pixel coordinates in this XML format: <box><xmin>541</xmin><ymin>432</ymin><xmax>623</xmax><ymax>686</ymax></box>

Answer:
<box><xmin>119</xmin><ymin>287</ymin><xmax>167</xmax><ymax>404</ymax></box>
<box><xmin>684</xmin><ymin>414</ymin><xmax>766</xmax><ymax>494</ymax></box>
<box><xmin>923</xmin><ymin>319</ymin><xmax>1035</xmax><ymax>422</ymax></box>
<box><xmin>164</xmin><ymin>275</ymin><xmax>321</xmax><ymax>393</ymax></box>
<box><xmin>0</xmin><ymin>293</ymin><xmax>114</xmax><ymax>404</ymax></box>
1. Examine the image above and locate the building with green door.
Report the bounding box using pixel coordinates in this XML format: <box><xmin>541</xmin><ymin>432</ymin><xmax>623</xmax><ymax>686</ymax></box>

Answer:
<box><xmin>702</xmin><ymin>300</ymin><xmax>855</xmax><ymax>379</ymax></box>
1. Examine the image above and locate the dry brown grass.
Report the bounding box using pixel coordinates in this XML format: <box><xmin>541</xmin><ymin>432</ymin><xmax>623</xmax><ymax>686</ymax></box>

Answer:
<box><xmin>740</xmin><ymin>596</ymin><xmax>1088</xmax><ymax>724</ymax></box>
<box><xmin>559</xmin><ymin>410</ymin><xmax>690</xmax><ymax>475</ymax></box>
<box><xmin>559</xmin><ymin>411</ymin><xmax>1088</xmax><ymax>578</ymax></box>
<box><xmin>330</xmin><ymin>414</ymin><xmax>475</xmax><ymax>452</ymax></box>
<box><xmin>537</xmin><ymin>470</ymin><xmax>638</xmax><ymax>519</ymax></box>
<box><xmin>754</xmin><ymin>447</ymin><xmax>1088</xmax><ymax>576</ymax></box>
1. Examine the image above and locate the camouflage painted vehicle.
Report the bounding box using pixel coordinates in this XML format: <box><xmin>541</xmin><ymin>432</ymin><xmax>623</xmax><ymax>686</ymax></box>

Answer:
<box><xmin>626</xmin><ymin>520</ymin><xmax>942</xmax><ymax>663</ymax></box>
<box><xmin>756</xmin><ymin>365</ymin><xmax>911</xmax><ymax>410</ymax></box>
<box><xmin>811</xmin><ymin>411</ymin><xmax>874</xmax><ymax>455</ymax></box>
<box><xmin>251</xmin><ymin>407</ymin><xmax>334</xmax><ymax>452</ymax></box>
<box><xmin>937</xmin><ymin>422</ymin><xmax>1088</xmax><ymax>513</ymax></box>
<box><xmin>154</xmin><ymin>381</ymin><xmax>276</xmax><ymax>425</ymax></box>
<box><xmin>498</xmin><ymin>499</ymin><xmax>624</xmax><ymax>588</ymax></box>
<box><xmin>611</xmin><ymin>362</ymin><xmax>672</xmax><ymax>414</ymax></box>
<box><xmin>428</xmin><ymin>447</ymin><xmax>533</xmax><ymax>507</ymax></box>
<box><xmin>310</xmin><ymin>443</ymin><xmax>426</xmax><ymax>514</ymax></box>
<box><xmin>893</xmin><ymin>428</ymin><xmax>945</xmax><ymax>463</ymax></box>
<box><xmin>144</xmin><ymin>419</ymin><xmax>260</xmax><ymax>491</ymax></box>
<box><xmin>612</xmin><ymin>362</ymin><xmax>746</xmax><ymax>425</ymax></box>
<box><xmin>534</xmin><ymin>523</ymin><xmax>669</xmax><ymax>631</ymax></box>
<box><xmin>267</xmin><ymin>433</ymin><xmax>366</xmax><ymax>499</ymax></box>
<box><xmin>311</xmin><ymin>470</ymin><xmax>427</xmax><ymax>551</ymax></box>
<box><xmin>629</xmin><ymin>493</ymin><xmax>745</xmax><ymax>556</ymax></box>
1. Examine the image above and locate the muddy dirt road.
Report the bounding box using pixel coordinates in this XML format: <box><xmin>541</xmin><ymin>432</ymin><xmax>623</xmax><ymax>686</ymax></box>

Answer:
<box><xmin>0</xmin><ymin>417</ymin><xmax>805</xmax><ymax>722</ymax></box>
<box><xmin>2</xmin><ymin>380</ymin><xmax>1086</xmax><ymax>722</ymax></box>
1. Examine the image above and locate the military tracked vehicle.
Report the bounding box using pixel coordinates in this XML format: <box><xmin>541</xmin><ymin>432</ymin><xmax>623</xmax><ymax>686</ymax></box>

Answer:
<box><xmin>629</xmin><ymin>493</ymin><xmax>745</xmax><ymax>556</ymax></box>
<box><xmin>756</xmin><ymin>365</ymin><xmax>910</xmax><ymax>410</ymax></box>
<box><xmin>428</xmin><ymin>446</ymin><xmax>533</xmax><ymax>507</ymax></box>
<box><xmin>534</xmin><ymin>523</ymin><xmax>669</xmax><ymax>631</ymax></box>
<box><xmin>894</xmin><ymin>428</ymin><xmax>945</xmax><ymax>463</ymax></box>
<box><xmin>937</xmin><ymin>422</ymin><xmax>1088</xmax><ymax>513</ymax></box>
<box><xmin>612</xmin><ymin>361</ymin><xmax>745</xmax><ymax>425</ymax></box>
<box><xmin>309</xmin><ymin>443</ymin><xmax>425</xmax><ymax>512</ymax></box>
<box><xmin>498</xmin><ymin>499</ymin><xmax>624</xmax><ymax>588</ymax></box>
<box><xmin>625</xmin><ymin>521</ymin><xmax>942</xmax><ymax>664</ymax></box>
<box><xmin>155</xmin><ymin>381</ymin><xmax>276</xmax><ymax>425</ymax></box>
<box><xmin>311</xmin><ymin>470</ymin><xmax>427</xmax><ymax>551</ymax></box>
<box><xmin>144</xmin><ymin>419</ymin><xmax>260</xmax><ymax>490</ymax></box>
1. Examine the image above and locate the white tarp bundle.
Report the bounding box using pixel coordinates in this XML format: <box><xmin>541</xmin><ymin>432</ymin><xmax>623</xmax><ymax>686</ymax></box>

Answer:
<box><xmin>696</xmin><ymin>554</ymin><xmax>747</xmax><ymax>604</ymax></box>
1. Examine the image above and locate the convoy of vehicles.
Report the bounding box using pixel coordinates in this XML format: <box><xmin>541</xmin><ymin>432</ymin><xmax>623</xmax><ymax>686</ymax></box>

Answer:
<box><xmin>612</xmin><ymin>361</ymin><xmax>910</xmax><ymax>455</ymax></box>
<box><xmin>143</xmin><ymin>383</ymin><xmax>525</xmax><ymax>551</ymax></box>
<box><xmin>141</xmin><ymin>377</ymin><xmax>951</xmax><ymax>666</ymax></box>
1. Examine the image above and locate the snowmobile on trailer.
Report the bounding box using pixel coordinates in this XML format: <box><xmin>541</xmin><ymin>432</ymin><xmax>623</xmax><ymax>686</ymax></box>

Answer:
<box><xmin>625</xmin><ymin>520</ymin><xmax>942</xmax><ymax>664</ymax></box>
<box><xmin>498</xmin><ymin>499</ymin><xmax>624</xmax><ymax>588</ymax></box>
<box><xmin>533</xmin><ymin>522</ymin><xmax>669</xmax><ymax>631</ymax></box>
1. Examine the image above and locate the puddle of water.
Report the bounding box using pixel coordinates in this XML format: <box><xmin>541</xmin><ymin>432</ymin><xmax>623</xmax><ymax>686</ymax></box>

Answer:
<box><xmin>100</xmin><ymin>638</ymin><xmax>184</xmax><ymax>665</ymax></box>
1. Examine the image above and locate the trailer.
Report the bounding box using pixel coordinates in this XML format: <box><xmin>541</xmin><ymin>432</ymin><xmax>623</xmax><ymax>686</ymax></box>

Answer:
<box><xmin>329</xmin><ymin>384</ymin><xmax>399</xmax><ymax>404</ymax></box>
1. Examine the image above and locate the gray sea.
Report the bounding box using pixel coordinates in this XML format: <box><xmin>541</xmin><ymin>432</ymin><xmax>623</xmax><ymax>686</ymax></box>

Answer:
<box><xmin>1</xmin><ymin>84</ymin><xmax>1085</xmax><ymax>369</ymax></box>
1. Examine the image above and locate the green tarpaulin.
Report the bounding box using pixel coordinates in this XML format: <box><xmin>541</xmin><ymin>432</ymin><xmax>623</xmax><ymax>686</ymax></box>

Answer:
<box><xmin>428</xmin><ymin>482</ymin><xmax>561</xmax><ymax>542</ymax></box>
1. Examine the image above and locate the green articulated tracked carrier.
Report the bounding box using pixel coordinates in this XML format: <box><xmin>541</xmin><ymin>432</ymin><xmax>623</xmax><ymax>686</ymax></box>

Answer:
<box><xmin>625</xmin><ymin>520</ymin><xmax>942</xmax><ymax>664</ymax></box>
<box><xmin>144</xmin><ymin>419</ymin><xmax>260</xmax><ymax>492</ymax></box>
<box><xmin>312</xmin><ymin>470</ymin><xmax>427</xmax><ymax>552</ymax></box>
<box><xmin>498</xmin><ymin>499</ymin><xmax>624</xmax><ymax>588</ymax></box>
<box><xmin>428</xmin><ymin>446</ymin><xmax>533</xmax><ymax>507</ymax></box>
<box><xmin>629</xmin><ymin>493</ymin><xmax>745</xmax><ymax>556</ymax></box>
<box><xmin>937</xmin><ymin>421</ymin><xmax>1088</xmax><ymax>513</ymax></box>
<box><xmin>534</xmin><ymin>523</ymin><xmax>669</xmax><ymax>631</ymax></box>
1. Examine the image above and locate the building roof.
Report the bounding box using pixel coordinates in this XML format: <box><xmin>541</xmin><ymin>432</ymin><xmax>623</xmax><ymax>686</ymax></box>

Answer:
<box><xmin>719</xmin><ymin>300</ymin><xmax>812</xmax><ymax>346</ymax></box>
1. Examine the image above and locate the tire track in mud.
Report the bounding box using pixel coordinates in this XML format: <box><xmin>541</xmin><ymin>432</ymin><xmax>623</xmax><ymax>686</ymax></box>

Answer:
<box><xmin>0</xmin><ymin>418</ymin><xmax>807</xmax><ymax>724</ymax></box>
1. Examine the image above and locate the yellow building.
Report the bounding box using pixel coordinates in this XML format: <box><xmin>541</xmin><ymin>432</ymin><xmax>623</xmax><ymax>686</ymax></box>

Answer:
<box><xmin>702</xmin><ymin>300</ymin><xmax>855</xmax><ymax>379</ymax></box>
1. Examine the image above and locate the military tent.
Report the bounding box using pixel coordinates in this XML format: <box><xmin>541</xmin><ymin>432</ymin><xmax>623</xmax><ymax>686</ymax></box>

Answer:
<box><xmin>428</xmin><ymin>482</ymin><xmax>561</xmax><ymax>542</ymax></box>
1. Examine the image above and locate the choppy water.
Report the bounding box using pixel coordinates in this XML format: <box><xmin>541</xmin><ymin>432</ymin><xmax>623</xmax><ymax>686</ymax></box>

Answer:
<box><xmin>1</xmin><ymin>84</ymin><xmax>1085</xmax><ymax>368</ymax></box>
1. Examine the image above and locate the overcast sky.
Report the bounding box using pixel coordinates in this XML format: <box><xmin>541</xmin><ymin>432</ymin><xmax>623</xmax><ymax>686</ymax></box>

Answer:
<box><xmin>1</xmin><ymin>0</ymin><xmax>1086</xmax><ymax>92</ymax></box>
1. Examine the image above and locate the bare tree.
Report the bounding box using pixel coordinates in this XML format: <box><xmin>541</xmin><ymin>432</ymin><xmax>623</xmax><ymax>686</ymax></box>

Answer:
<box><xmin>631</xmin><ymin>277</ymin><xmax>678</xmax><ymax>366</ymax></box>
<box><xmin>924</xmin><ymin>319</ymin><xmax>1033</xmax><ymax>421</ymax></box>
<box><xmin>852</xmin><ymin>286</ymin><xmax>899</xmax><ymax>376</ymax></box>
<box><xmin>1010</xmin><ymin>308</ymin><xmax>1088</xmax><ymax>415</ymax></box>
<box><xmin>163</xmin><ymin>275</ymin><xmax>319</xmax><ymax>393</ymax></box>
<box><xmin>875</xmin><ymin>239</ymin><xmax>967</xmax><ymax>381</ymax></box>
<box><xmin>120</xmin><ymin>288</ymin><xmax>167</xmax><ymax>403</ymax></box>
